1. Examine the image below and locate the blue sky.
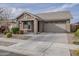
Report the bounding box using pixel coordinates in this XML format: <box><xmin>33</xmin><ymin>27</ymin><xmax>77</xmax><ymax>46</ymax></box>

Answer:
<box><xmin>0</xmin><ymin>3</ymin><xmax>79</xmax><ymax>23</ymax></box>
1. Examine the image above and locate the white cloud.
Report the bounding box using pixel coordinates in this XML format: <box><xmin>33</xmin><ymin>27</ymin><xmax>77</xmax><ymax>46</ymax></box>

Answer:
<box><xmin>43</xmin><ymin>4</ymin><xmax>78</xmax><ymax>12</ymax></box>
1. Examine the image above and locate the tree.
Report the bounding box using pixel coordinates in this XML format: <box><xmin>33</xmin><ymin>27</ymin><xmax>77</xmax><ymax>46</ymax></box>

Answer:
<box><xmin>0</xmin><ymin>8</ymin><xmax>12</xmax><ymax>20</ymax></box>
<box><xmin>0</xmin><ymin>8</ymin><xmax>5</xmax><ymax>20</ymax></box>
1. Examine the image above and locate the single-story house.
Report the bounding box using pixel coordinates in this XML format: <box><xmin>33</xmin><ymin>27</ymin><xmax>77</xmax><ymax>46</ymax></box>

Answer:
<box><xmin>16</xmin><ymin>11</ymin><xmax>73</xmax><ymax>34</ymax></box>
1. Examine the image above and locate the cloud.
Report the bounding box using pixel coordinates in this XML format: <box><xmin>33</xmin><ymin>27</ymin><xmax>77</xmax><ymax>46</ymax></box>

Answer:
<box><xmin>43</xmin><ymin>4</ymin><xmax>78</xmax><ymax>12</ymax></box>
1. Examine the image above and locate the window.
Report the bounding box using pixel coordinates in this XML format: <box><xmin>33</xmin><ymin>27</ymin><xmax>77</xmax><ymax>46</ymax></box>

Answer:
<box><xmin>66</xmin><ymin>20</ymin><xmax>70</xmax><ymax>23</ymax></box>
<box><xmin>23</xmin><ymin>21</ymin><xmax>32</xmax><ymax>29</ymax></box>
<box><xmin>24</xmin><ymin>21</ymin><xmax>28</xmax><ymax>24</ymax></box>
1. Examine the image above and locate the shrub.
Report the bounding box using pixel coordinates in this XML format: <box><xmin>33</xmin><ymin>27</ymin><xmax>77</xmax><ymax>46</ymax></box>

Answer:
<box><xmin>11</xmin><ymin>27</ymin><xmax>19</xmax><ymax>34</ymax></box>
<box><xmin>3</xmin><ymin>30</ymin><xmax>8</xmax><ymax>35</ymax></box>
<box><xmin>74</xmin><ymin>50</ymin><xmax>79</xmax><ymax>56</ymax></box>
<box><xmin>73</xmin><ymin>41</ymin><xmax>79</xmax><ymax>45</ymax></box>
<box><xmin>3</xmin><ymin>30</ymin><xmax>10</xmax><ymax>35</ymax></box>
<box><xmin>6</xmin><ymin>32</ymin><xmax>12</xmax><ymax>38</ymax></box>
<box><xmin>75</xmin><ymin>29</ymin><xmax>79</xmax><ymax>37</ymax></box>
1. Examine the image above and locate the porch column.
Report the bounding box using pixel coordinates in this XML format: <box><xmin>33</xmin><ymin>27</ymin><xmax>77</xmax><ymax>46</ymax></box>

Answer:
<box><xmin>66</xmin><ymin>20</ymin><xmax>70</xmax><ymax>32</ymax></box>
<box><xmin>19</xmin><ymin>21</ymin><xmax>23</xmax><ymax>30</ymax></box>
<box><xmin>34</xmin><ymin>20</ymin><xmax>38</xmax><ymax>34</ymax></box>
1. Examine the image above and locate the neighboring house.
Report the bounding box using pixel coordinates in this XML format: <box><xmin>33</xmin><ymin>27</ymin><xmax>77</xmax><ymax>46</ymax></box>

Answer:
<box><xmin>0</xmin><ymin>19</ymin><xmax>16</xmax><ymax>26</ymax></box>
<box><xmin>70</xmin><ymin>24</ymin><xmax>76</xmax><ymax>32</ymax></box>
<box><xmin>76</xmin><ymin>22</ymin><xmax>79</xmax><ymax>29</ymax></box>
<box><xmin>16</xmin><ymin>11</ymin><xmax>73</xmax><ymax>34</ymax></box>
<box><xmin>71</xmin><ymin>22</ymin><xmax>79</xmax><ymax>32</ymax></box>
<box><xmin>0</xmin><ymin>19</ymin><xmax>16</xmax><ymax>29</ymax></box>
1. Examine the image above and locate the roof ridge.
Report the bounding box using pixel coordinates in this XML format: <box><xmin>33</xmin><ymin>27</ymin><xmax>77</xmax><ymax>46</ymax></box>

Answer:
<box><xmin>36</xmin><ymin>11</ymin><xmax>70</xmax><ymax>15</ymax></box>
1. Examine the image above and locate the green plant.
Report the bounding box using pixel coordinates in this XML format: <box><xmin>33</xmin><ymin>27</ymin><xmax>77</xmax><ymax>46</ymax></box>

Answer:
<box><xmin>6</xmin><ymin>32</ymin><xmax>12</xmax><ymax>38</ymax></box>
<box><xmin>75</xmin><ymin>29</ymin><xmax>79</xmax><ymax>37</ymax></box>
<box><xmin>3</xmin><ymin>30</ymin><xmax>8</xmax><ymax>35</ymax></box>
<box><xmin>11</xmin><ymin>27</ymin><xmax>19</xmax><ymax>34</ymax></box>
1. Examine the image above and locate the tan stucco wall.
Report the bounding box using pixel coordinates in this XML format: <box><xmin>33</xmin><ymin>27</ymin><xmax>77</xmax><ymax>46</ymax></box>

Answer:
<box><xmin>17</xmin><ymin>13</ymin><xmax>35</xmax><ymax>32</ymax></box>
<box><xmin>17</xmin><ymin>13</ymin><xmax>34</xmax><ymax>20</ymax></box>
<box><xmin>19</xmin><ymin>21</ymin><xmax>23</xmax><ymax>30</ymax></box>
<box><xmin>38</xmin><ymin>21</ymin><xmax>44</xmax><ymax>32</ymax></box>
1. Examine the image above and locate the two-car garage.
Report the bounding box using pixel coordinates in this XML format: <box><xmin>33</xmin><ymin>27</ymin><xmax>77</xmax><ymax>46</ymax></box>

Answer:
<box><xmin>43</xmin><ymin>21</ymin><xmax>67</xmax><ymax>33</ymax></box>
<box><xmin>37</xmin><ymin>11</ymin><xmax>72</xmax><ymax>33</ymax></box>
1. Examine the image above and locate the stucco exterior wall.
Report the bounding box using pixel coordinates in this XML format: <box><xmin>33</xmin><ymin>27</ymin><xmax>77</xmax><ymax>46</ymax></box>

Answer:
<box><xmin>17</xmin><ymin>13</ymin><xmax>35</xmax><ymax>32</ymax></box>
<box><xmin>38</xmin><ymin>21</ymin><xmax>44</xmax><ymax>32</ymax></box>
<box><xmin>66</xmin><ymin>20</ymin><xmax>70</xmax><ymax>32</ymax></box>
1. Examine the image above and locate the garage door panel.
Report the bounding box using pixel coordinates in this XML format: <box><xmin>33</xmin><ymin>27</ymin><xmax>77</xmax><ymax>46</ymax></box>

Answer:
<box><xmin>44</xmin><ymin>23</ymin><xmax>67</xmax><ymax>33</ymax></box>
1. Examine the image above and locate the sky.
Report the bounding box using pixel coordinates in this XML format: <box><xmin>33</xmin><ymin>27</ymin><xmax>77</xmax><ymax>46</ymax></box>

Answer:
<box><xmin>0</xmin><ymin>3</ymin><xmax>79</xmax><ymax>23</ymax></box>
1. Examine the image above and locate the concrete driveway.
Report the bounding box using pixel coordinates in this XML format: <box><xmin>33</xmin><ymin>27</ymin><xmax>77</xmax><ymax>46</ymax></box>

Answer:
<box><xmin>0</xmin><ymin>33</ymin><xmax>70</xmax><ymax>56</ymax></box>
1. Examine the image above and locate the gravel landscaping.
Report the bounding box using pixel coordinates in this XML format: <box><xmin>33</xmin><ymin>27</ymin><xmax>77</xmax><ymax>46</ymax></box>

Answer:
<box><xmin>0</xmin><ymin>34</ymin><xmax>32</xmax><ymax>40</ymax></box>
<box><xmin>12</xmin><ymin>35</ymin><xmax>32</xmax><ymax>40</ymax></box>
<box><xmin>0</xmin><ymin>41</ymin><xmax>16</xmax><ymax>46</ymax></box>
<box><xmin>67</xmin><ymin>33</ymin><xmax>79</xmax><ymax>56</ymax></box>
<box><xmin>0</xmin><ymin>50</ymin><xmax>25</xmax><ymax>56</ymax></box>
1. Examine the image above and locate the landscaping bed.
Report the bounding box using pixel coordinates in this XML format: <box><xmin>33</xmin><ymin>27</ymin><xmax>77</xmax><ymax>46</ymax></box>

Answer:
<box><xmin>67</xmin><ymin>33</ymin><xmax>75</xmax><ymax>56</ymax></box>
<box><xmin>70</xmin><ymin>49</ymin><xmax>79</xmax><ymax>56</ymax></box>
<box><xmin>0</xmin><ymin>41</ymin><xmax>16</xmax><ymax>46</ymax></box>
<box><xmin>68</xmin><ymin>34</ymin><xmax>79</xmax><ymax>56</ymax></box>
<box><xmin>11</xmin><ymin>35</ymin><xmax>32</xmax><ymax>40</ymax></box>
<box><xmin>69</xmin><ymin>29</ymin><xmax>79</xmax><ymax>56</ymax></box>
<box><xmin>0</xmin><ymin>34</ymin><xmax>32</xmax><ymax>40</ymax></box>
<box><xmin>0</xmin><ymin>26</ymin><xmax>32</xmax><ymax>40</ymax></box>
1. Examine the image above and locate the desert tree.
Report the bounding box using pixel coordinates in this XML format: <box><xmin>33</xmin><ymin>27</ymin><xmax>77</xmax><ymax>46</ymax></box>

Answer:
<box><xmin>0</xmin><ymin>8</ymin><xmax>13</xmax><ymax>20</ymax></box>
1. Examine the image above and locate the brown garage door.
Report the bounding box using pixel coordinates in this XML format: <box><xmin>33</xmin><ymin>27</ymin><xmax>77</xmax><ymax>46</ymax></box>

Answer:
<box><xmin>44</xmin><ymin>22</ymin><xmax>67</xmax><ymax>33</ymax></box>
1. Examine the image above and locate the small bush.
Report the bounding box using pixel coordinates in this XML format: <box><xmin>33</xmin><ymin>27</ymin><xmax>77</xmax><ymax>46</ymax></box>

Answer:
<box><xmin>11</xmin><ymin>27</ymin><xmax>19</xmax><ymax>34</ymax></box>
<box><xmin>74</xmin><ymin>50</ymin><xmax>79</xmax><ymax>56</ymax></box>
<box><xmin>73</xmin><ymin>41</ymin><xmax>79</xmax><ymax>45</ymax></box>
<box><xmin>6</xmin><ymin>32</ymin><xmax>12</xmax><ymax>38</ymax></box>
<box><xmin>75</xmin><ymin>29</ymin><xmax>79</xmax><ymax>37</ymax></box>
<box><xmin>3</xmin><ymin>30</ymin><xmax>9</xmax><ymax>35</ymax></box>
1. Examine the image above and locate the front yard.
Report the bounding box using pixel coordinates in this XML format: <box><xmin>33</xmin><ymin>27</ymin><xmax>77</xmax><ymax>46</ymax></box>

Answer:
<box><xmin>0</xmin><ymin>34</ymin><xmax>32</xmax><ymax>40</ymax></box>
<box><xmin>0</xmin><ymin>33</ymin><xmax>70</xmax><ymax>56</ymax></box>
